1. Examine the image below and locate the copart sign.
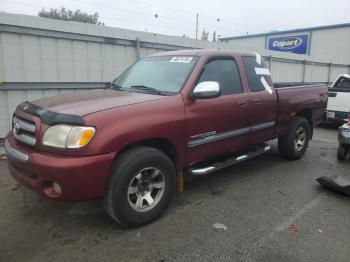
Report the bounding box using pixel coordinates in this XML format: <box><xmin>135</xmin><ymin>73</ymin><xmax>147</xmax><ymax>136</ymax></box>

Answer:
<box><xmin>268</xmin><ymin>34</ymin><xmax>309</xmax><ymax>54</ymax></box>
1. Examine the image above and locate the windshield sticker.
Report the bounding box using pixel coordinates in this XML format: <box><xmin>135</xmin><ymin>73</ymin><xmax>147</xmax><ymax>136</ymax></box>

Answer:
<box><xmin>170</xmin><ymin>57</ymin><xmax>193</xmax><ymax>63</ymax></box>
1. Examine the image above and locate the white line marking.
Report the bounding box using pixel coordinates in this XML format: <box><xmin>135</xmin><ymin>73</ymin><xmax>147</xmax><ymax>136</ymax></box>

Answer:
<box><xmin>255</xmin><ymin>67</ymin><xmax>271</xmax><ymax>76</ymax></box>
<box><xmin>314</xmin><ymin>138</ymin><xmax>337</xmax><ymax>143</ymax></box>
<box><xmin>241</xmin><ymin>196</ymin><xmax>324</xmax><ymax>262</ymax></box>
<box><xmin>255</xmin><ymin>196</ymin><xmax>322</xmax><ymax>247</ymax></box>
<box><xmin>260</xmin><ymin>76</ymin><xmax>273</xmax><ymax>94</ymax></box>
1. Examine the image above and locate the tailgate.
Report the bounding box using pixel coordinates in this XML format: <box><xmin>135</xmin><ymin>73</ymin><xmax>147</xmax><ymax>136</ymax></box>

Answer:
<box><xmin>327</xmin><ymin>90</ymin><xmax>350</xmax><ymax>112</ymax></box>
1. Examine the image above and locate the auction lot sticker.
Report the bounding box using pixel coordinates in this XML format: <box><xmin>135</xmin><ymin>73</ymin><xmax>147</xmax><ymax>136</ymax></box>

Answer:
<box><xmin>170</xmin><ymin>57</ymin><xmax>193</xmax><ymax>63</ymax></box>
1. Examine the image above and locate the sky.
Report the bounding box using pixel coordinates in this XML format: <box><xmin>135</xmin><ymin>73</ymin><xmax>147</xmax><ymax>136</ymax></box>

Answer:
<box><xmin>0</xmin><ymin>0</ymin><xmax>349</xmax><ymax>39</ymax></box>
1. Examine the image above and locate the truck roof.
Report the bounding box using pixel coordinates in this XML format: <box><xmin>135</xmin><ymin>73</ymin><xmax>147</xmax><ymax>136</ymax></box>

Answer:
<box><xmin>149</xmin><ymin>49</ymin><xmax>257</xmax><ymax>58</ymax></box>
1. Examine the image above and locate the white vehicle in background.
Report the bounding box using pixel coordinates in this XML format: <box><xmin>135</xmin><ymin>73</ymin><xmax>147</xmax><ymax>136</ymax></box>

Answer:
<box><xmin>325</xmin><ymin>74</ymin><xmax>350</xmax><ymax>123</ymax></box>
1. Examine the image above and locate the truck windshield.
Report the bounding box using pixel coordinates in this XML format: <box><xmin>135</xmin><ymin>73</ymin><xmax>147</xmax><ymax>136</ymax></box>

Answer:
<box><xmin>112</xmin><ymin>56</ymin><xmax>198</xmax><ymax>95</ymax></box>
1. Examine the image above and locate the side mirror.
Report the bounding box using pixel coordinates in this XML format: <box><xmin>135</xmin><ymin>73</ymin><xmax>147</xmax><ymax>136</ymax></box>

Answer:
<box><xmin>191</xmin><ymin>81</ymin><xmax>221</xmax><ymax>99</ymax></box>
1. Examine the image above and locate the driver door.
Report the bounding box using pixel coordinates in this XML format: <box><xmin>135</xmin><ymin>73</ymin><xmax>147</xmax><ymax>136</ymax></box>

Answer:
<box><xmin>185</xmin><ymin>57</ymin><xmax>251</xmax><ymax>164</ymax></box>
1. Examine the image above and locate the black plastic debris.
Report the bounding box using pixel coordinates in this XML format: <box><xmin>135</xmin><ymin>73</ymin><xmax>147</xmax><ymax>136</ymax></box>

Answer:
<box><xmin>316</xmin><ymin>175</ymin><xmax>350</xmax><ymax>196</ymax></box>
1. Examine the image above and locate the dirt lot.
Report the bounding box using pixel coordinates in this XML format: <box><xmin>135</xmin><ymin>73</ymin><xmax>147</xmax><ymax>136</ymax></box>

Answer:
<box><xmin>0</xmin><ymin>127</ymin><xmax>349</xmax><ymax>262</ymax></box>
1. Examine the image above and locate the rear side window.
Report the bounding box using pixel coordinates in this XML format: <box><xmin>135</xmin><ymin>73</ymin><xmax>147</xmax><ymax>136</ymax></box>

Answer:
<box><xmin>197</xmin><ymin>59</ymin><xmax>242</xmax><ymax>95</ymax></box>
<box><xmin>338</xmin><ymin>78</ymin><xmax>350</xmax><ymax>89</ymax></box>
<box><xmin>242</xmin><ymin>56</ymin><xmax>268</xmax><ymax>92</ymax></box>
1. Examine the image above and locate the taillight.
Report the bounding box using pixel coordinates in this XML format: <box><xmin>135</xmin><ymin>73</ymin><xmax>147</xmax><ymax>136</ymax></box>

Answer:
<box><xmin>347</xmin><ymin>116</ymin><xmax>350</xmax><ymax>125</ymax></box>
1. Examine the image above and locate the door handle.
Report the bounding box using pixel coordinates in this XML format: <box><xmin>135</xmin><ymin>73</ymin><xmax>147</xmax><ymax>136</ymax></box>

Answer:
<box><xmin>238</xmin><ymin>101</ymin><xmax>247</xmax><ymax>107</ymax></box>
<box><xmin>253</xmin><ymin>99</ymin><xmax>262</xmax><ymax>104</ymax></box>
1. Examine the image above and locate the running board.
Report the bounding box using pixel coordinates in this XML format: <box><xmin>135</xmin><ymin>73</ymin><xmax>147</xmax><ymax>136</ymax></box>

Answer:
<box><xmin>188</xmin><ymin>144</ymin><xmax>271</xmax><ymax>176</ymax></box>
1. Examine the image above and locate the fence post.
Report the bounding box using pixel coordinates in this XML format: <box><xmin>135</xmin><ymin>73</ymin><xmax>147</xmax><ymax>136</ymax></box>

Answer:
<box><xmin>327</xmin><ymin>63</ymin><xmax>332</xmax><ymax>84</ymax></box>
<box><xmin>136</xmin><ymin>37</ymin><xmax>140</xmax><ymax>60</ymax></box>
<box><xmin>302</xmin><ymin>59</ymin><xmax>307</xmax><ymax>83</ymax></box>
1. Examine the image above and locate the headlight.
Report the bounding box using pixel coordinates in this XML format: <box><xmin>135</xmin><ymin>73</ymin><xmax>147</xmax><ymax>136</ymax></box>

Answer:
<box><xmin>42</xmin><ymin>125</ymin><xmax>95</xmax><ymax>149</ymax></box>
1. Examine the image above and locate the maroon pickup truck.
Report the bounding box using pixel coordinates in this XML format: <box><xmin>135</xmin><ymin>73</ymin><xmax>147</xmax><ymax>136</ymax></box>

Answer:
<box><xmin>5</xmin><ymin>50</ymin><xmax>327</xmax><ymax>226</ymax></box>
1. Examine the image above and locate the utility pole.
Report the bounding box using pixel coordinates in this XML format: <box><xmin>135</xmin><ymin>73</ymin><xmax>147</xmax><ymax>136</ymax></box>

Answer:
<box><xmin>195</xmin><ymin>13</ymin><xmax>199</xmax><ymax>40</ymax></box>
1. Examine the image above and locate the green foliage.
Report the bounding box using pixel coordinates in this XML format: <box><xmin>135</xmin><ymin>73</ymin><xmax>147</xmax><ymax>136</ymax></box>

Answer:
<box><xmin>201</xmin><ymin>29</ymin><xmax>209</xmax><ymax>41</ymax></box>
<box><xmin>38</xmin><ymin>7</ymin><xmax>104</xmax><ymax>25</ymax></box>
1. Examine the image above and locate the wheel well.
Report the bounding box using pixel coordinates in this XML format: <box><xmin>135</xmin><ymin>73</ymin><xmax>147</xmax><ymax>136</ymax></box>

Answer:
<box><xmin>296</xmin><ymin>108</ymin><xmax>313</xmax><ymax>137</ymax></box>
<box><xmin>118</xmin><ymin>138</ymin><xmax>180</xmax><ymax>170</ymax></box>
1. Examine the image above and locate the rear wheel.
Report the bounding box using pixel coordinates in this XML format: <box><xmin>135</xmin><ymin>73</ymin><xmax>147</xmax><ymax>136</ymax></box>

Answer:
<box><xmin>278</xmin><ymin>117</ymin><xmax>311</xmax><ymax>160</ymax></box>
<box><xmin>104</xmin><ymin>147</ymin><xmax>176</xmax><ymax>227</ymax></box>
<box><xmin>337</xmin><ymin>144</ymin><xmax>348</xmax><ymax>160</ymax></box>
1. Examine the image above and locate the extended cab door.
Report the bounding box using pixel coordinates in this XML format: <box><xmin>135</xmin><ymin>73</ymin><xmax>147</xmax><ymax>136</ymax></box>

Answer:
<box><xmin>185</xmin><ymin>57</ymin><xmax>251</xmax><ymax>164</ymax></box>
<box><xmin>241</xmin><ymin>55</ymin><xmax>278</xmax><ymax>144</ymax></box>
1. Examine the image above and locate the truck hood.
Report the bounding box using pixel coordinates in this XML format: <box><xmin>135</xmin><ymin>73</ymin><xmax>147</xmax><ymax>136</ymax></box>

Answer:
<box><xmin>30</xmin><ymin>89</ymin><xmax>167</xmax><ymax>116</ymax></box>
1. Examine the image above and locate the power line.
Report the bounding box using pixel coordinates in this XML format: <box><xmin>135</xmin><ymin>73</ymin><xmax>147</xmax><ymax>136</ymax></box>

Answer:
<box><xmin>70</xmin><ymin>0</ymin><xmax>265</xmax><ymax>34</ymax></box>
<box><xmin>0</xmin><ymin>0</ymin><xmax>195</xmax><ymax>34</ymax></box>
<box><xmin>70</xmin><ymin>0</ymin><xmax>195</xmax><ymax>25</ymax></box>
<box><xmin>126</xmin><ymin>0</ymin><xmax>266</xmax><ymax>32</ymax></box>
<box><xmin>0</xmin><ymin>0</ymin><xmax>251</xmax><ymax>36</ymax></box>
<box><xmin>0</xmin><ymin>0</ymin><xmax>267</xmax><ymax>37</ymax></box>
<box><xmin>71</xmin><ymin>0</ymin><xmax>248</xmax><ymax>34</ymax></box>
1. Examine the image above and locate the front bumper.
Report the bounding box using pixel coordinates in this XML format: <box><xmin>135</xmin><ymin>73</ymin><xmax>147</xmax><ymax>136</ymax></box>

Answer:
<box><xmin>5</xmin><ymin>135</ymin><xmax>115</xmax><ymax>201</ymax></box>
<box><xmin>323</xmin><ymin>110</ymin><xmax>350</xmax><ymax>123</ymax></box>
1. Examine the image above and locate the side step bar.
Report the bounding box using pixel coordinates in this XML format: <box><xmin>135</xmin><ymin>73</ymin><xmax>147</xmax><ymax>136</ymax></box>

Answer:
<box><xmin>188</xmin><ymin>143</ymin><xmax>271</xmax><ymax>176</ymax></box>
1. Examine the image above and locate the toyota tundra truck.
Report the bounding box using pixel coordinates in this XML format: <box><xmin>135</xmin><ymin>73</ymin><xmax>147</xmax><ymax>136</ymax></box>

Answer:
<box><xmin>5</xmin><ymin>50</ymin><xmax>328</xmax><ymax>226</ymax></box>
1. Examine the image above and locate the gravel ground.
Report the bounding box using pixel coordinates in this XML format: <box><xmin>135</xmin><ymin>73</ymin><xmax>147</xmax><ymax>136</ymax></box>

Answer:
<box><xmin>0</xmin><ymin>126</ymin><xmax>349</xmax><ymax>262</ymax></box>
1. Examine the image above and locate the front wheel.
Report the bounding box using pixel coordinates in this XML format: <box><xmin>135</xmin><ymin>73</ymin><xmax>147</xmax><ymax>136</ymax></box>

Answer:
<box><xmin>104</xmin><ymin>147</ymin><xmax>176</xmax><ymax>227</ymax></box>
<box><xmin>278</xmin><ymin>117</ymin><xmax>311</xmax><ymax>160</ymax></box>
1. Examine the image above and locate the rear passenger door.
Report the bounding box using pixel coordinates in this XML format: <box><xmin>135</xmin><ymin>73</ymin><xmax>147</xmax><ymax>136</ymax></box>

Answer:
<box><xmin>241</xmin><ymin>56</ymin><xmax>278</xmax><ymax>144</ymax></box>
<box><xmin>185</xmin><ymin>57</ymin><xmax>251</xmax><ymax>164</ymax></box>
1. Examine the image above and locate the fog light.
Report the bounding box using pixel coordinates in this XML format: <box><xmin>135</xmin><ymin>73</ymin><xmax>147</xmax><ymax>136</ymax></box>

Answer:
<box><xmin>43</xmin><ymin>181</ymin><xmax>62</xmax><ymax>198</ymax></box>
<box><xmin>52</xmin><ymin>182</ymin><xmax>62</xmax><ymax>195</ymax></box>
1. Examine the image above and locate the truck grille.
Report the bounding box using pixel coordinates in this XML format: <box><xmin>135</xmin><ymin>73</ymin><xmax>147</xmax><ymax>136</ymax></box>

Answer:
<box><xmin>12</xmin><ymin>116</ymin><xmax>37</xmax><ymax>146</ymax></box>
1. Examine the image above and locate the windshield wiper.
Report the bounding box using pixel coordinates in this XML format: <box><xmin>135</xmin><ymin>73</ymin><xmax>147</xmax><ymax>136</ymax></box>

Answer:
<box><xmin>129</xmin><ymin>85</ymin><xmax>165</xmax><ymax>95</ymax></box>
<box><xmin>109</xmin><ymin>82</ymin><xmax>124</xmax><ymax>90</ymax></box>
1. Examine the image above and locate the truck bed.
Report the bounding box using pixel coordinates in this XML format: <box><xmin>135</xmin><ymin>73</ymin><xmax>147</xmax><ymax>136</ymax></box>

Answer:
<box><xmin>274</xmin><ymin>83</ymin><xmax>328</xmax><ymax>136</ymax></box>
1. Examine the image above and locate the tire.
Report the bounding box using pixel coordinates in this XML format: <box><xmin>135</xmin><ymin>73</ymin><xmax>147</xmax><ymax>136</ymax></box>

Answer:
<box><xmin>104</xmin><ymin>146</ymin><xmax>176</xmax><ymax>227</ymax></box>
<box><xmin>278</xmin><ymin>116</ymin><xmax>311</xmax><ymax>160</ymax></box>
<box><xmin>337</xmin><ymin>144</ymin><xmax>348</xmax><ymax>160</ymax></box>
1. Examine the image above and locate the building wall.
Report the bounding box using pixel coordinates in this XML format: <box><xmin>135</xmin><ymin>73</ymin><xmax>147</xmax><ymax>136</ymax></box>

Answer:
<box><xmin>309</xmin><ymin>27</ymin><xmax>350</xmax><ymax>64</ymax></box>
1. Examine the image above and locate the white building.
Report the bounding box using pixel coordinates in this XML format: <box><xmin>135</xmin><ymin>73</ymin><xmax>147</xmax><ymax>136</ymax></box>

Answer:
<box><xmin>220</xmin><ymin>23</ymin><xmax>350</xmax><ymax>65</ymax></box>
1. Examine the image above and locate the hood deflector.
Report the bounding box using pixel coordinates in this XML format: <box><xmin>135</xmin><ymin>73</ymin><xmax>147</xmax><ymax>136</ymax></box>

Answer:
<box><xmin>17</xmin><ymin>102</ymin><xmax>84</xmax><ymax>126</ymax></box>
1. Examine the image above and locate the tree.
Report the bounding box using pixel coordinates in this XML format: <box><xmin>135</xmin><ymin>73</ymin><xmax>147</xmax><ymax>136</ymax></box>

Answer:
<box><xmin>212</xmin><ymin>31</ymin><xmax>217</xmax><ymax>42</ymax></box>
<box><xmin>201</xmin><ymin>29</ymin><xmax>209</xmax><ymax>41</ymax></box>
<box><xmin>38</xmin><ymin>7</ymin><xmax>104</xmax><ymax>25</ymax></box>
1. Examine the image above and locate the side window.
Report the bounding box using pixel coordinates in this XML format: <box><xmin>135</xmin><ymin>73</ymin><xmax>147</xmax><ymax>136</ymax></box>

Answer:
<box><xmin>338</xmin><ymin>78</ymin><xmax>350</xmax><ymax>89</ymax></box>
<box><xmin>242</xmin><ymin>56</ymin><xmax>267</xmax><ymax>92</ymax></box>
<box><xmin>197</xmin><ymin>59</ymin><xmax>242</xmax><ymax>95</ymax></box>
